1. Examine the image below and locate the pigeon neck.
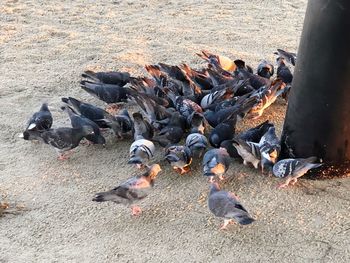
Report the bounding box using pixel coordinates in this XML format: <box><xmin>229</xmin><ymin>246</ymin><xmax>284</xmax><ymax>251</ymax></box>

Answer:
<box><xmin>209</xmin><ymin>184</ymin><xmax>220</xmax><ymax>195</ymax></box>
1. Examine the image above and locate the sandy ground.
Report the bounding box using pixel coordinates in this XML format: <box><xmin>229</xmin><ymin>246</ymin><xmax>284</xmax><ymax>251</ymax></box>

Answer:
<box><xmin>1</xmin><ymin>0</ymin><xmax>350</xmax><ymax>262</ymax></box>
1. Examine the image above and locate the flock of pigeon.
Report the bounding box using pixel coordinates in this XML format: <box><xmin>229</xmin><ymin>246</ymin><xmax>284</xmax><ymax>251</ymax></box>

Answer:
<box><xmin>21</xmin><ymin>49</ymin><xmax>322</xmax><ymax>229</ymax></box>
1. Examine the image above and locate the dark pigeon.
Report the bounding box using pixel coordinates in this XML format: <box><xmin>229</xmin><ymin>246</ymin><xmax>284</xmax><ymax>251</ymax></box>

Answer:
<box><xmin>61</xmin><ymin>106</ymin><xmax>105</xmax><ymax>145</ymax></box>
<box><xmin>80</xmin><ymin>80</ymin><xmax>129</xmax><ymax>104</ymax></box>
<box><xmin>82</xmin><ymin>70</ymin><xmax>130</xmax><ymax>86</ymax></box>
<box><xmin>24</xmin><ymin>126</ymin><xmax>95</xmax><ymax>160</ymax></box>
<box><xmin>23</xmin><ymin>103</ymin><xmax>53</xmax><ymax>135</ymax></box>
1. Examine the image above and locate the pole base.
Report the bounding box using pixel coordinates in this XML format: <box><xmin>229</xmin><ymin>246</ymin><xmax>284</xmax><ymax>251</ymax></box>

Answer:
<box><xmin>303</xmin><ymin>161</ymin><xmax>350</xmax><ymax>180</ymax></box>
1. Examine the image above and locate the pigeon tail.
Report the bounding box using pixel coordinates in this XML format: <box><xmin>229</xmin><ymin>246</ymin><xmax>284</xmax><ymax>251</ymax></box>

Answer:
<box><xmin>92</xmin><ymin>194</ymin><xmax>106</xmax><ymax>202</ymax></box>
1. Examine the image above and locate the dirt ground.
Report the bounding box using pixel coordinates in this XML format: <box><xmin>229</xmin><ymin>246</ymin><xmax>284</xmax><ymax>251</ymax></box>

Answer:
<box><xmin>1</xmin><ymin>0</ymin><xmax>349</xmax><ymax>262</ymax></box>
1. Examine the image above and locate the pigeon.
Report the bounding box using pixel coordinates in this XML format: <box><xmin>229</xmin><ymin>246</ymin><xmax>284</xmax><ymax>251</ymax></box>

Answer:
<box><xmin>61</xmin><ymin>106</ymin><xmax>106</xmax><ymax>145</ymax></box>
<box><xmin>219</xmin><ymin>121</ymin><xmax>273</xmax><ymax>159</ymax></box>
<box><xmin>219</xmin><ymin>140</ymin><xmax>240</xmax><ymax>159</ymax></box>
<box><xmin>61</xmin><ymin>97</ymin><xmax>109</xmax><ymax>128</ymax></box>
<box><xmin>208</xmin><ymin>96</ymin><xmax>258</xmax><ymax>147</ymax></box>
<box><xmin>185</xmin><ymin>133</ymin><xmax>208</xmax><ymax>158</ymax></box>
<box><xmin>208</xmin><ymin>182</ymin><xmax>255</xmax><ymax>229</ymax></box>
<box><xmin>247</xmin><ymin>79</ymin><xmax>286</xmax><ymax>119</ymax></box>
<box><xmin>164</xmin><ymin>145</ymin><xmax>192</xmax><ymax>174</ymax></box>
<box><xmin>164</xmin><ymin>88</ymin><xmax>203</xmax><ymax>120</ymax></box>
<box><xmin>197</xmin><ymin>50</ymin><xmax>237</xmax><ymax>72</ymax></box>
<box><xmin>127</xmin><ymin>92</ymin><xmax>172</xmax><ymax>129</ymax></box>
<box><xmin>205</xmin><ymin>94</ymin><xmax>258</xmax><ymax>128</ymax></box>
<box><xmin>93</xmin><ymin>111</ymin><xmax>126</xmax><ymax>138</ymax></box>
<box><xmin>92</xmin><ymin>164</ymin><xmax>162</xmax><ymax>216</ymax></box>
<box><xmin>114</xmin><ymin>109</ymin><xmax>133</xmax><ymax>134</ymax></box>
<box><xmin>132</xmin><ymin>112</ymin><xmax>154</xmax><ymax>140</ymax></box>
<box><xmin>152</xmin><ymin>112</ymin><xmax>186</xmax><ymax>147</ymax></box>
<box><xmin>258</xmin><ymin>126</ymin><xmax>280</xmax><ymax>172</ymax></box>
<box><xmin>234</xmin><ymin>59</ymin><xmax>270</xmax><ymax>90</ymax></box>
<box><xmin>257</xmin><ymin>60</ymin><xmax>274</xmax><ymax>79</ymax></box>
<box><xmin>232</xmin><ymin>138</ymin><xmax>261</xmax><ymax>169</ymax></box>
<box><xmin>239</xmin><ymin>120</ymin><xmax>273</xmax><ymax>142</ymax></box>
<box><xmin>273</xmin><ymin>157</ymin><xmax>323</xmax><ymax>188</ymax></box>
<box><xmin>80</xmin><ymin>80</ymin><xmax>129</xmax><ymax>104</ymax></box>
<box><xmin>23</xmin><ymin>103</ymin><xmax>53</xmax><ymax>134</ymax></box>
<box><xmin>209</xmin><ymin>118</ymin><xmax>237</xmax><ymax>148</ymax></box>
<box><xmin>206</xmin><ymin>67</ymin><xmax>234</xmax><ymax>86</ymax></box>
<box><xmin>202</xmin><ymin>148</ymin><xmax>231</xmax><ymax>182</ymax></box>
<box><xmin>200</xmin><ymin>88</ymin><xmax>233</xmax><ymax>110</ymax></box>
<box><xmin>181</xmin><ymin>63</ymin><xmax>213</xmax><ymax>90</ymax></box>
<box><xmin>274</xmin><ymin>49</ymin><xmax>297</xmax><ymax>66</ymax></box>
<box><xmin>127</xmin><ymin>86</ymin><xmax>170</xmax><ymax>108</ymax></box>
<box><xmin>276</xmin><ymin>57</ymin><xmax>293</xmax><ymax>84</ymax></box>
<box><xmin>128</xmin><ymin>138</ymin><xmax>155</xmax><ymax>169</ymax></box>
<box><xmin>159</xmin><ymin>63</ymin><xmax>202</xmax><ymax>96</ymax></box>
<box><xmin>187</xmin><ymin>112</ymin><xmax>207</xmax><ymax>135</ymax></box>
<box><xmin>24</xmin><ymin>126</ymin><xmax>95</xmax><ymax>160</ymax></box>
<box><xmin>82</xmin><ymin>70</ymin><xmax>130</xmax><ymax>86</ymax></box>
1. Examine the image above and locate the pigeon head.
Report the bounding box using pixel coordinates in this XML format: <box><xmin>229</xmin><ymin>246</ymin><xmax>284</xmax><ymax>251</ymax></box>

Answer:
<box><xmin>40</xmin><ymin>103</ymin><xmax>49</xmax><ymax>111</ymax></box>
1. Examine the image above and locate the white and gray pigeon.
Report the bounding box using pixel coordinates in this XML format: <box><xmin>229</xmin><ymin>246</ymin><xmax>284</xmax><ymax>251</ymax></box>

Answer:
<box><xmin>202</xmin><ymin>148</ymin><xmax>231</xmax><ymax>183</ymax></box>
<box><xmin>24</xmin><ymin>126</ymin><xmax>95</xmax><ymax>160</ymax></box>
<box><xmin>22</xmin><ymin>103</ymin><xmax>53</xmax><ymax>139</ymax></box>
<box><xmin>273</xmin><ymin>157</ymin><xmax>323</xmax><ymax>188</ymax></box>
<box><xmin>232</xmin><ymin>138</ymin><xmax>261</xmax><ymax>169</ymax></box>
<box><xmin>208</xmin><ymin>182</ymin><xmax>255</xmax><ymax>230</ymax></box>
<box><xmin>128</xmin><ymin>138</ymin><xmax>155</xmax><ymax>169</ymax></box>
<box><xmin>92</xmin><ymin>164</ymin><xmax>162</xmax><ymax>216</ymax></box>
<box><xmin>185</xmin><ymin>133</ymin><xmax>208</xmax><ymax>158</ymax></box>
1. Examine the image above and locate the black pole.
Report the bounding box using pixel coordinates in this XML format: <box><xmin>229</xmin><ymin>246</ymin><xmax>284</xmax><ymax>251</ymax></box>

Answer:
<box><xmin>280</xmin><ymin>0</ymin><xmax>350</xmax><ymax>175</ymax></box>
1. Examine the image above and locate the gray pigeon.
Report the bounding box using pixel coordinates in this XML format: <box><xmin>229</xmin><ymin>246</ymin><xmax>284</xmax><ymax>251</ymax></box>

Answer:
<box><xmin>132</xmin><ymin>112</ymin><xmax>154</xmax><ymax>140</ymax></box>
<box><xmin>24</xmin><ymin>126</ymin><xmax>95</xmax><ymax>160</ymax></box>
<box><xmin>92</xmin><ymin>164</ymin><xmax>162</xmax><ymax>216</ymax></box>
<box><xmin>208</xmin><ymin>182</ymin><xmax>255</xmax><ymax>229</ymax></box>
<box><xmin>273</xmin><ymin>157</ymin><xmax>323</xmax><ymax>188</ymax></box>
<box><xmin>80</xmin><ymin>80</ymin><xmax>129</xmax><ymax>104</ymax></box>
<box><xmin>128</xmin><ymin>138</ymin><xmax>155</xmax><ymax>169</ymax></box>
<box><xmin>82</xmin><ymin>70</ymin><xmax>130</xmax><ymax>86</ymax></box>
<box><xmin>202</xmin><ymin>148</ymin><xmax>231</xmax><ymax>182</ymax></box>
<box><xmin>258</xmin><ymin>126</ymin><xmax>280</xmax><ymax>173</ymax></box>
<box><xmin>185</xmin><ymin>133</ymin><xmax>208</xmax><ymax>158</ymax></box>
